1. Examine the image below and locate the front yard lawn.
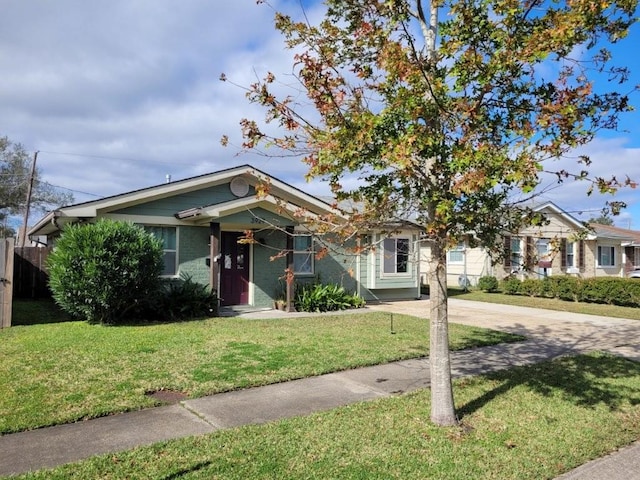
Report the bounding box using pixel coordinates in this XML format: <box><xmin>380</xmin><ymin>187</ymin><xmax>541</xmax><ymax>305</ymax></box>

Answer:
<box><xmin>0</xmin><ymin>307</ymin><xmax>522</xmax><ymax>434</ymax></box>
<box><xmin>452</xmin><ymin>289</ymin><xmax>640</xmax><ymax>320</ymax></box>
<box><xmin>15</xmin><ymin>353</ymin><xmax>640</xmax><ymax>480</ymax></box>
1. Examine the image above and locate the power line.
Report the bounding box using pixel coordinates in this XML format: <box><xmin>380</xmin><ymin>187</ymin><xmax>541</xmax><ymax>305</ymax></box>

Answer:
<box><xmin>37</xmin><ymin>150</ymin><xmax>199</xmax><ymax>167</ymax></box>
<box><xmin>41</xmin><ymin>181</ymin><xmax>101</xmax><ymax>198</ymax></box>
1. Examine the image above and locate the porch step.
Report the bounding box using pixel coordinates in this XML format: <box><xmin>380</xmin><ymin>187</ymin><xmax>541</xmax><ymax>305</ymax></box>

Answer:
<box><xmin>218</xmin><ymin>306</ymin><xmax>275</xmax><ymax>317</ymax></box>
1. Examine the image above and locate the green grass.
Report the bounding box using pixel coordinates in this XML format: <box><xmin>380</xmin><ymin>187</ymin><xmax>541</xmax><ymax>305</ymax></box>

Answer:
<box><xmin>0</xmin><ymin>308</ymin><xmax>521</xmax><ymax>434</ymax></box>
<box><xmin>15</xmin><ymin>353</ymin><xmax>640</xmax><ymax>480</ymax></box>
<box><xmin>452</xmin><ymin>289</ymin><xmax>640</xmax><ymax>320</ymax></box>
<box><xmin>12</xmin><ymin>299</ymin><xmax>73</xmax><ymax>325</ymax></box>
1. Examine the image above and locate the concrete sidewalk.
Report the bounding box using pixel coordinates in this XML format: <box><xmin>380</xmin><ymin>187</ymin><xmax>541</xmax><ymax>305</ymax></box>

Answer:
<box><xmin>0</xmin><ymin>299</ymin><xmax>639</xmax><ymax>478</ymax></box>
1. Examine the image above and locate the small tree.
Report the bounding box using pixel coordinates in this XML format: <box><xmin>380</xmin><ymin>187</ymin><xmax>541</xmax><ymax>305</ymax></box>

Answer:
<box><xmin>228</xmin><ymin>0</ymin><xmax>637</xmax><ymax>425</ymax></box>
<box><xmin>47</xmin><ymin>220</ymin><xmax>163</xmax><ymax>324</ymax></box>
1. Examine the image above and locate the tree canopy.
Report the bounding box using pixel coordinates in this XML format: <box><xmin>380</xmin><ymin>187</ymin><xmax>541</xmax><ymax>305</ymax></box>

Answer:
<box><xmin>0</xmin><ymin>136</ymin><xmax>73</xmax><ymax>237</ymax></box>
<box><xmin>226</xmin><ymin>0</ymin><xmax>638</xmax><ymax>425</ymax></box>
<box><xmin>587</xmin><ymin>214</ymin><xmax>615</xmax><ymax>226</ymax></box>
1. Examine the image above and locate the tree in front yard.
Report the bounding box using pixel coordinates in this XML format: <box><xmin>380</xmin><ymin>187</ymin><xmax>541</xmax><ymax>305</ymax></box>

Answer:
<box><xmin>227</xmin><ymin>0</ymin><xmax>637</xmax><ymax>425</ymax></box>
<box><xmin>47</xmin><ymin>219</ymin><xmax>163</xmax><ymax>324</ymax></box>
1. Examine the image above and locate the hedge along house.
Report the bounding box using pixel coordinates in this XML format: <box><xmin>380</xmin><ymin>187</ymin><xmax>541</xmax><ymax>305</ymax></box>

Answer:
<box><xmin>28</xmin><ymin>165</ymin><xmax>423</xmax><ymax>309</ymax></box>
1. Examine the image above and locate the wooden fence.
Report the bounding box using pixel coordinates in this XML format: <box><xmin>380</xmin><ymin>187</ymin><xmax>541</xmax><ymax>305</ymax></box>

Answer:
<box><xmin>1</xmin><ymin>238</ymin><xmax>15</xmax><ymax>328</ymax></box>
<box><xmin>13</xmin><ymin>246</ymin><xmax>53</xmax><ymax>299</ymax></box>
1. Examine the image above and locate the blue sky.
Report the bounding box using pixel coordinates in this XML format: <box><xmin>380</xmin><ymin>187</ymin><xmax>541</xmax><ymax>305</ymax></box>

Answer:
<box><xmin>1</xmin><ymin>0</ymin><xmax>639</xmax><ymax>228</ymax></box>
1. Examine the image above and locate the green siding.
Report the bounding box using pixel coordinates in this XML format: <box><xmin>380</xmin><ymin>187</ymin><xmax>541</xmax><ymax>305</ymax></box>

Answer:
<box><xmin>223</xmin><ymin>207</ymin><xmax>295</xmax><ymax>228</ymax></box>
<box><xmin>171</xmin><ymin>227</ymin><xmax>421</xmax><ymax>307</ymax></box>
<box><xmin>310</xmin><ymin>240</ymin><xmax>359</xmax><ymax>293</ymax></box>
<box><xmin>358</xmin><ymin>233</ymin><xmax>421</xmax><ymax>302</ymax></box>
<box><xmin>177</xmin><ymin>226</ymin><xmax>211</xmax><ymax>287</ymax></box>
<box><xmin>252</xmin><ymin>230</ymin><xmax>288</xmax><ymax>308</ymax></box>
<box><xmin>360</xmin><ymin>288</ymin><xmax>420</xmax><ymax>302</ymax></box>
<box><xmin>113</xmin><ymin>183</ymin><xmax>255</xmax><ymax>216</ymax></box>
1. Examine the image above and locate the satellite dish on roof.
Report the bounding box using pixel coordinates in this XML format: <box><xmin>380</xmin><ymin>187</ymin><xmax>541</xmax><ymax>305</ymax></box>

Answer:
<box><xmin>230</xmin><ymin>176</ymin><xmax>250</xmax><ymax>197</ymax></box>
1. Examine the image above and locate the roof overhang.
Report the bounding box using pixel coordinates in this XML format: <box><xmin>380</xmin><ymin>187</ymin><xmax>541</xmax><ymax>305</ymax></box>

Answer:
<box><xmin>28</xmin><ymin>165</ymin><xmax>345</xmax><ymax>238</ymax></box>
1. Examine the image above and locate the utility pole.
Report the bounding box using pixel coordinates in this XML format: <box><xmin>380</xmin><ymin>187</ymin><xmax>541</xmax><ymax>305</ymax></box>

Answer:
<box><xmin>20</xmin><ymin>151</ymin><xmax>38</xmax><ymax>248</ymax></box>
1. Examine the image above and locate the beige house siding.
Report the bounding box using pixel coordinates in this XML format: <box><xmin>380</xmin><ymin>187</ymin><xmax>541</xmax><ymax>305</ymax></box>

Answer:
<box><xmin>446</xmin><ymin>245</ymin><xmax>493</xmax><ymax>287</ymax></box>
<box><xmin>420</xmin><ymin>203</ymin><xmax>640</xmax><ymax>285</ymax></box>
<box><xmin>586</xmin><ymin>241</ymin><xmax>625</xmax><ymax>278</ymax></box>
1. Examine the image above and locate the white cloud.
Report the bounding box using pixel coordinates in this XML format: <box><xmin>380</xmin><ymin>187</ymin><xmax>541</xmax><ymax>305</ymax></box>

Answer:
<box><xmin>1</xmin><ymin>0</ymin><xmax>638</xmax><ymax>230</ymax></box>
<box><xmin>534</xmin><ymin>137</ymin><xmax>640</xmax><ymax>226</ymax></box>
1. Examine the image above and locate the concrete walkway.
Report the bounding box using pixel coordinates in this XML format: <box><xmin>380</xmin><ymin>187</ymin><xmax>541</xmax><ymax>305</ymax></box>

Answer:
<box><xmin>0</xmin><ymin>299</ymin><xmax>639</xmax><ymax>478</ymax></box>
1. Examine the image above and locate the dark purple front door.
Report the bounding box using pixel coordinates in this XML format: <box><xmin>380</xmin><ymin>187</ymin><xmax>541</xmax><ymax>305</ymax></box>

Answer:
<box><xmin>220</xmin><ymin>232</ymin><xmax>250</xmax><ymax>306</ymax></box>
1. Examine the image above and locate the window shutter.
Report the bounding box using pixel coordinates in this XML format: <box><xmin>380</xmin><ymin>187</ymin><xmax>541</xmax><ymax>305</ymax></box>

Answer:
<box><xmin>578</xmin><ymin>240</ymin><xmax>585</xmax><ymax>269</ymax></box>
<box><xmin>503</xmin><ymin>236</ymin><xmax>511</xmax><ymax>267</ymax></box>
<box><xmin>560</xmin><ymin>239</ymin><xmax>567</xmax><ymax>268</ymax></box>
<box><xmin>525</xmin><ymin>236</ymin><xmax>534</xmax><ymax>270</ymax></box>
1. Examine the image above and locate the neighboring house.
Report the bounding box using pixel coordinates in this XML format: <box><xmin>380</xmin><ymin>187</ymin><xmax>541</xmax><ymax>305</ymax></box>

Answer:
<box><xmin>420</xmin><ymin>201</ymin><xmax>640</xmax><ymax>286</ymax></box>
<box><xmin>28</xmin><ymin>165</ymin><xmax>422</xmax><ymax>308</ymax></box>
<box><xmin>586</xmin><ymin>223</ymin><xmax>640</xmax><ymax>276</ymax></box>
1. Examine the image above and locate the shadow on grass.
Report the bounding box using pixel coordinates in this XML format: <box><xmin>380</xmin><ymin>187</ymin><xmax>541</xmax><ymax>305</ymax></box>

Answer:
<box><xmin>11</xmin><ymin>298</ymin><xmax>219</xmax><ymax>328</ymax></box>
<box><xmin>12</xmin><ymin>299</ymin><xmax>73</xmax><ymax>326</ymax></box>
<box><xmin>160</xmin><ymin>461</ymin><xmax>213</xmax><ymax>480</ymax></box>
<box><xmin>459</xmin><ymin>353</ymin><xmax>640</xmax><ymax>419</ymax></box>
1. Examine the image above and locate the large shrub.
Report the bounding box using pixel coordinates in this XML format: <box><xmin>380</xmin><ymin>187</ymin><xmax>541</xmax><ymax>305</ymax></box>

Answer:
<box><xmin>47</xmin><ymin>220</ymin><xmax>163</xmax><ymax>324</ymax></box>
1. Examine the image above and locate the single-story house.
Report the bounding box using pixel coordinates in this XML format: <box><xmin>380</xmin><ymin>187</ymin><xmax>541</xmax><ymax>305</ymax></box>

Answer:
<box><xmin>29</xmin><ymin>165</ymin><xmax>423</xmax><ymax>308</ymax></box>
<box><xmin>420</xmin><ymin>201</ymin><xmax>640</xmax><ymax>286</ymax></box>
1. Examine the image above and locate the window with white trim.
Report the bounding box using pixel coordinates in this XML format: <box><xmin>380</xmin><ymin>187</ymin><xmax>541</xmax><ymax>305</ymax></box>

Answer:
<box><xmin>144</xmin><ymin>226</ymin><xmax>177</xmax><ymax>276</ymax></box>
<box><xmin>634</xmin><ymin>247</ymin><xmax>640</xmax><ymax>268</ymax></box>
<box><xmin>510</xmin><ymin>237</ymin><xmax>523</xmax><ymax>270</ymax></box>
<box><xmin>293</xmin><ymin>235</ymin><xmax>314</xmax><ymax>275</ymax></box>
<box><xmin>447</xmin><ymin>242</ymin><xmax>465</xmax><ymax>264</ymax></box>
<box><xmin>565</xmin><ymin>241</ymin><xmax>575</xmax><ymax>268</ymax></box>
<box><xmin>597</xmin><ymin>245</ymin><xmax>615</xmax><ymax>267</ymax></box>
<box><xmin>383</xmin><ymin>237</ymin><xmax>410</xmax><ymax>275</ymax></box>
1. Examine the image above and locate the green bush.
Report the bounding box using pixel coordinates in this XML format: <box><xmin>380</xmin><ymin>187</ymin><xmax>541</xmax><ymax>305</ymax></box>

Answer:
<box><xmin>295</xmin><ymin>282</ymin><xmax>364</xmax><ymax>313</ymax></box>
<box><xmin>501</xmin><ymin>277</ymin><xmax>521</xmax><ymax>295</ymax></box>
<box><xmin>550</xmin><ymin>276</ymin><xmax>581</xmax><ymax>302</ymax></box>
<box><xmin>520</xmin><ymin>278</ymin><xmax>543</xmax><ymax>297</ymax></box>
<box><xmin>47</xmin><ymin>220</ymin><xmax>163</xmax><ymax>324</ymax></box>
<box><xmin>494</xmin><ymin>276</ymin><xmax>640</xmax><ymax>307</ymax></box>
<box><xmin>145</xmin><ymin>274</ymin><xmax>218</xmax><ymax>321</ymax></box>
<box><xmin>477</xmin><ymin>276</ymin><xmax>499</xmax><ymax>293</ymax></box>
<box><xmin>580</xmin><ymin>278</ymin><xmax>607</xmax><ymax>304</ymax></box>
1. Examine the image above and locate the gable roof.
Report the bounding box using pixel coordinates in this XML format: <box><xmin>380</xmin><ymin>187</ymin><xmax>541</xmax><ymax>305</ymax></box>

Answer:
<box><xmin>532</xmin><ymin>201</ymin><xmax>585</xmax><ymax>230</ymax></box>
<box><xmin>588</xmin><ymin>223</ymin><xmax>640</xmax><ymax>245</ymax></box>
<box><xmin>28</xmin><ymin>165</ymin><xmax>342</xmax><ymax>237</ymax></box>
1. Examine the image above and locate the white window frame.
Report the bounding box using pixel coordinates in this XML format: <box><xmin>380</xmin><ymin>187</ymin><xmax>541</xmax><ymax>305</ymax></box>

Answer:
<box><xmin>144</xmin><ymin>226</ymin><xmax>178</xmax><ymax>277</ymax></box>
<box><xmin>597</xmin><ymin>245</ymin><xmax>616</xmax><ymax>268</ymax></box>
<box><xmin>382</xmin><ymin>237</ymin><xmax>411</xmax><ymax>276</ymax></box>
<box><xmin>510</xmin><ymin>237</ymin><xmax>523</xmax><ymax>271</ymax></box>
<box><xmin>634</xmin><ymin>247</ymin><xmax>640</xmax><ymax>268</ymax></box>
<box><xmin>292</xmin><ymin>234</ymin><xmax>314</xmax><ymax>275</ymax></box>
<box><xmin>565</xmin><ymin>241</ymin><xmax>575</xmax><ymax>268</ymax></box>
<box><xmin>447</xmin><ymin>241</ymin><xmax>465</xmax><ymax>265</ymax></box>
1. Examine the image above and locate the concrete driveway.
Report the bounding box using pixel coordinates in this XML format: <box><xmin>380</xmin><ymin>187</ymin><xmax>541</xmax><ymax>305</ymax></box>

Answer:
<box><xmin>368</xmin><ymin>297</ymin><xmax>640</xmax><ymax>362</ymax></box>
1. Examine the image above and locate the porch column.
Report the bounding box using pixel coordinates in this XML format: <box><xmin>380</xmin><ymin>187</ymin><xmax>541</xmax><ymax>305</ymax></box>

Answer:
<box><xmin>285</xmin><ymin>226</ymin><xmax>295</xmax><ymax>312</ymax></box>
<box><xmin>209</xmin><ymin>222</ymin><xmax>220</xmax><ymax>297</ymax></box>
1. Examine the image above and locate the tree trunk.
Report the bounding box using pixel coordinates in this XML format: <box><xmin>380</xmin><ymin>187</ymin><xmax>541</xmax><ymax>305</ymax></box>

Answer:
<box><xmin>429</xmin><ymin>237</ymin><xmax>457</xmax><ymax>426</ymax></box>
